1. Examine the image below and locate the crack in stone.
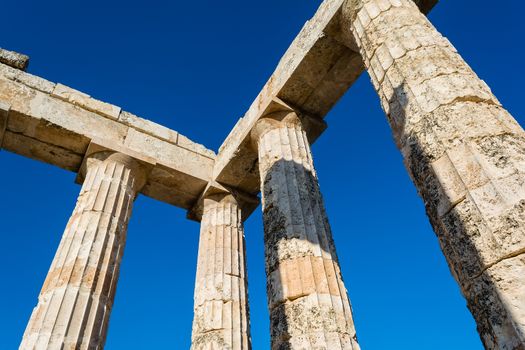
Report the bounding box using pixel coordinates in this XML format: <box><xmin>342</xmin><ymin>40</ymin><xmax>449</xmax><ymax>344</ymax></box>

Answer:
<box><xmin>467</xmin><ymin>249</ymin><xmax>525</xmax><ymax>287</ymax></box>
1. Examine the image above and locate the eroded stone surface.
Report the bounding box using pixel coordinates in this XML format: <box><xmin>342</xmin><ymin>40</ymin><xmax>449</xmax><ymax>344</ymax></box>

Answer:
<box><xmin>0</xmin><ymin>100</ymin><xmax>10</xmax><ymax>149</ymax></box>
<box><xmin>212</xmin><ymin>0</ymin><xmax>437</xmax><ymax>199</ymax></box>
<box><xmin>191</xmin><ymin>194</ymin><xmax>251</xmax><ymax>350</ymax></box>
<box><xmin>0</xmin><ymin>48</ymin><xmax>29</xmax><ymax>70</ymax></box>
<box><xmin>5</xmin><ymin>0</ymin><xmax>525</xmax><ymax>348</ymax></box>
<box><xmin>466</xmin><ymin>253</ymin><xmax>525</xmax><ymax>350</ymax></box>
<box><xmin>20</xmin><ymin>152</ymin><xmax>148</xmax><ymax>350</ymax></box>
<box><xmin>341</xmin><ymin>0</ymin><xmax>525</xmax><ymax>347</ymax></box>
<box><xmin>253</xmin><ymin>112</ymin><xmax>359</xmax><ymax>350</ymax></box>
<box><xmin>0</xmin><ymin>66</ymin><xmax>215</xmax><ymax>210</ymax></box>
<box><xmin>51</xmin><ymin>83</ymin><xmax>121</xmax><ymax>120</ymax></box>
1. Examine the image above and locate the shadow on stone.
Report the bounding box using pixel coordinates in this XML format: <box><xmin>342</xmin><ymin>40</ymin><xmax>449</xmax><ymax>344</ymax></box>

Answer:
<box><xmin>388</xmin><ymin>83</ymin><xmax>525</xmax><ymax>348</ymax></box>
<box><xmin>261</xmin><ymin>156</ymin><xmax>357</xmax><ymax>349</ymax></box>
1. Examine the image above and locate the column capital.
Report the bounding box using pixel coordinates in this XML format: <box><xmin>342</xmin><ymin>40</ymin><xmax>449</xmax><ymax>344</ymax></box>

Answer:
<box><xmin>250</xmin><ymin>110</ymin><xmax>303</xmax><ymax>150</ymax></box>
<box><xmin>188</xmin><ymin>182</ymin><xmax>260</xmax><ymax>223</ymax></box>
<box><xmin>76</xmin><ymin>139</ymin><xmax>156</xmax><ymax>193</ymax></box>
<box><xmin>203</xmin><ymin>192</ymin><xmax>238</xmax><ymax>206</ymax></box>
<box><xmin>341</xmin><ymin>0</ymin><xmax>426</xmax><ymax>24</ymax></box>
<box><xmin>85</xmin><ymin>152</ymin><xmax>150</xmax><ymax>192</ymax></box>
<box><xmin>341</xmin><ymin>0</ymin><xmax>365</xmax><ymax>24</ymax></box>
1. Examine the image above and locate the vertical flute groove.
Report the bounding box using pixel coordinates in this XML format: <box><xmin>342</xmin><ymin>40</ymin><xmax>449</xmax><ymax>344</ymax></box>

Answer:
<box><xmin>191</xmin><ymin>195</ymin><xmax>251</xmax><ymax>350</ymax></box>
<box><xmin>254</xmin><ymin>114</ymin><xmax>360</xmax><ymax>350</ymax></box>
<box><xmin>20</xmin><ymin>152</ymin><xmax>145</xmax><ymax>350</ymax></box>
<box><xmin>342</xmin><ymin>0</ymin><xmax>525</xmax><ymax>348</ymax></box>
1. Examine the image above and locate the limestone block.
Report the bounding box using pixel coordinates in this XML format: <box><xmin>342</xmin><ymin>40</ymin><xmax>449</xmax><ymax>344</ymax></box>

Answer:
<box><xmin>270</xmin><ymin>294</ymin><xmax>358</xmax><ymax>350</ymax></box>
<box><xmin>0</xmin><ymin>100</ymin><xmax>10</xmax><ymax>149</ymax></box>
<box><xmin>52</xmin><ymin>83</ymin><xmax>121</xmax><ymax>120</ymax></box>
<box><xmin>141</xmin><ymin>165</ymin><xmax>207</xmax><ymax>209</ymax></box>
<box><xmin>0</xmin><ymin>63</ymin><xmax>55</xmax><ymax>93</ymax></box>
<box><xmin>466</xmin><ymin>254</ymin><xmax>525</xmax><ymax>349</ymax></box>
<box><xmin>118</xmin><ymin>111</ymin><xmax>178</xmax><ymax>144</ymax></box>
<box><xmin>0</xmin><ymin>48</ymin><xmax>29</xmax><ymax>70</ymax></box>
<box><xmin>191</xmin><ymin>194</ymin><xmax>251</xmax><ymax>350</ymax></box>
<box><xmin>124</xmin><ymin>128</ymin><xmax>213</xmax><ymax>181</ymax></box>
<box><xmin>28</xmin><ymin>90</ymin><xmax>127</xmax><ymax>152</ymax></box>
<box><xmin>0</xmin><ymin>65</ymin><xmax>215</xmax><ymax>212</ymax></box>
<box><xmin>194</xmin><ymin>274</ymin><xmax>246</xmax><ymax>307</ymax></box>
<box><xmin>2</xmin><ymin>131</ymin><xmax>82</xmax><ymax>171</ymax></box>
<box><xmin>177</xmin><ymin>133</ymin><xmax>216</xmax><ymax>159</ymax></box>
<box><xmin>0</xmin><ymin>79</ymin><xmax>128</xmax><ymax>151</ymax></box>
<box><xmin>267</xmin><ymin>256</ymin><xmax>346</xmax><ymax>308</ymax></box>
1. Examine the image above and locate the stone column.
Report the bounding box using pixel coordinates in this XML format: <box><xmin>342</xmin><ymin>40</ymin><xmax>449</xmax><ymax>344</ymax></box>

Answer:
<box><xmin>251</xmin><ymin>111</ymin><xmax>360</xmax><ymax>350</ymax></box>
<box><xmin>20</xmin><ymin>151</ymin><xmax>148</xmax><ymax>350</ymax></box>
<box><xmin>191</xmin><ymin>193</ymin><xmax>251</xmax><ymax>350</ymax></box>
<box><xmin>341</xmin><ymin>0</ymin><xmax>525</xmax><ymax>348</ymax></box>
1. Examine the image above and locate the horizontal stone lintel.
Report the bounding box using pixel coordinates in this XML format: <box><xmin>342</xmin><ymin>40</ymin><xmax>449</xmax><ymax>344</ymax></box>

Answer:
<box><xmin>0</xmin><ymin>0</ymin><xmax>437</xmax><ymax>219</ymax></box>
<box><xmin>212</xmin><ymin>0</ymin><xmax>438</xmax><ymax>200</ymax></box>
<box><xmin>0</xmin><ymin>65</ymin><xmax>216</xmax><ymax>210</ymax></box>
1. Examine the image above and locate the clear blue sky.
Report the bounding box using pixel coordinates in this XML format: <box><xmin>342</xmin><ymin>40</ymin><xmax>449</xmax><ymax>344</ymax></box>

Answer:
<box><xmin>1</xmin><ymin>1</ymin><xmax>523</xmax><ymax>349</ymax></box>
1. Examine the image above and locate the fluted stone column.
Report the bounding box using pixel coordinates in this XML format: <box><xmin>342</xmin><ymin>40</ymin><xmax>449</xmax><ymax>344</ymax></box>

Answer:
<box><xmin>20</xmin><ymin>151</ymin><xmax>148</xmax><ymax>350</ymax></box>
<box><xmin>341</xmin><ymin>0</ymin><xmax>525</xmax><ymax>348</ymax></box>
<box><xmin>251</xmin><ymin>111</ymin><xmax>360</xmax><ymax>350</ymax></box>
<box><xmin>191</xmin><ymin>193</ymin><xmax>251</xmax><ymax>350</ymax></box>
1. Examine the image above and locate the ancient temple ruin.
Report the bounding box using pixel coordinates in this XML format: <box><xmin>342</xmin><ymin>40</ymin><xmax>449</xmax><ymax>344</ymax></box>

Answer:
<box><xmin>2</xmin><ymin>0</ymin><xmax>524</xmax><ymax>349</ymax></box>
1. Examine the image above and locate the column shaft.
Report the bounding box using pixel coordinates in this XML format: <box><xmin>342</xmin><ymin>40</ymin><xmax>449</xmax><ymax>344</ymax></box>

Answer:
<box><xmin>20</xmin><ymin>152</ymin><xmax>145</xmax><ymax>350</ymax></box>
<box><xmin>191</xmin><ymin>194</ymin><xmax>251</xmax><ymax>350</ymax></box>
<box><xmin>253</xmin><ymin>113</ymin><xmax>360</xmax><ymax>350</ymax></box>
<box><xmin>342</xmin><ymin>0</ymin><xmax>525</xmax><ymax>348</ymax></box>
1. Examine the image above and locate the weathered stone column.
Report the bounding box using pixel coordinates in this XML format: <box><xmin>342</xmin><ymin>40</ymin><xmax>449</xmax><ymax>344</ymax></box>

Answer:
<box><xmin>341</xmin><ymin>0</ymin><xmax>525</xmax><ymax>348</ymax></box>
<box><xmin>251</xmin><ymin>111</ymin><xmax>360</xmax><ymax>350</ymax></box>
<box><xmin>191</xmin><ymin>193</ymin><xmax>251</xmax><ymax>350</ymax></box>
<box><xmin>20</xmin><ymin>151</ymin><xmax>148</xmax><ymax>350</ymax></box>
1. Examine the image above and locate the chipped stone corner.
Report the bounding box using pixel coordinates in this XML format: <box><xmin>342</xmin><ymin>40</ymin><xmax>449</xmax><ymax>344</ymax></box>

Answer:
<box><xmin>0</xmin><ymin>48</ymin><xmax>29</xmax><ymax>71</ymax></box>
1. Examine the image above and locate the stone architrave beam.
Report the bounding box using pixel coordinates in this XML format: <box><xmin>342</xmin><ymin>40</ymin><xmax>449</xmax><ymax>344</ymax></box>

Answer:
<box><xmin>0</xmin><ymin>63</ymin><xmax>215</xmax><ymax>210</ymax></box>
<box><xmin>211</xmin><ymin>0</ymin><xmax>437</xmax><ymax>198</ymax></box>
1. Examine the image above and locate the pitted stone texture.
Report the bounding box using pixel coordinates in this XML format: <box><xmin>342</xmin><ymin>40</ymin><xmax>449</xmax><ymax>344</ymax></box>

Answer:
<box><xmin>0</xmin><ymin>73</ymin><xmax>215</xmax><ymax>210</ymax></box>
<box><xmin>0</xmin><ymin>48</ymin><xmax>29</xmax><ymax>70</ymax></box>
<box><xmin>52</xmin><ymin>83</ymin><xmax>121</xmax><ymax>120</ymax></box>
<box><xmin>467</xmin><ymin>254</ymin><xmax>525</xmax><ymax>350</ymax></box>
<box><xmin>342</xmin><ymin>0</ymin><xmax>525</xmax><ymax>348</ymax></box>
<box><xmin>254</xmin><ymin>112</ymin><xmax>359</xmax><ymax>350</ymax></box>
<box><xmin>191</xmin><ymin>194</ymin><xmax>251</xmax><ymax>350</ymax></box>
<box><xmin>0</xmin><ymin>100</ymin><xmax>10</xmax><ymax>148</ymax></box>
<box><xmin>20</xmin><ymin>152</ymin><xmax>146</xmax><ymax>350</ymax></box>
